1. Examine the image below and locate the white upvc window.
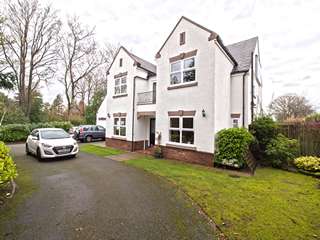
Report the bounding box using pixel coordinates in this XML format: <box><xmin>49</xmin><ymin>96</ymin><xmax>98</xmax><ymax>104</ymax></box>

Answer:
<box><xmin>170</xmin><ymin>57</ymin><xmax>196</xmax><ymax>85</ymax></box>
<box><xmin>114</xmin><ymin>77</ymin><xmax>127</xmax><ymax>95</ymax></box>
<box><xmin>232</xmin><ymin>118</ymin><xmax>240</xmax><ymax>128</ymax></box>
<box><xmin>169</xmin><ymin>117</ymin><xmax>194</xmax><ymax>145</ymax></box>
<box><xmin>113</xmin><ymin>117</ymin><xmax>126</xmax><ymax>136</ymax></box>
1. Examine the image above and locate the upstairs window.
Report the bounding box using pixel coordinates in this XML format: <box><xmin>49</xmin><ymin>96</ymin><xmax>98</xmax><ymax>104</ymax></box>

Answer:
<box><xmin>114</xmin><ymin>77</ymin><xmax>127</xmax><ymax>95</ymax></box>
<box><xmin>119</xmin><ymin>58</ymin><xmax>123</xmax><ymax>67</ymax></box>
<box><xmin>180</xmin><ymin>32</ymin><xmax>185</xmax><ymax>45</ymax></box>
<box><xmin>170</xmin><ymin>57</ymin><xmax>195</xmax><ymax>85</ymax></box>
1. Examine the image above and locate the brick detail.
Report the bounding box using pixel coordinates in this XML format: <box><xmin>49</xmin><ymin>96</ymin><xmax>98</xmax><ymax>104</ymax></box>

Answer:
<box><xmin>160</xmin><ymin>145</ymin><xmax>213</xmax><ymax>167</ymax></box>
<box><xmin>105</xmin><ymin>138</ymin><xmax>145</xmax><ymax>151</ymax></box>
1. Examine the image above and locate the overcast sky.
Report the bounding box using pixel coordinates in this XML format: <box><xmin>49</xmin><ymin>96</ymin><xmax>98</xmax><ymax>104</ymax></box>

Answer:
<box><xmin>39</xmin><ymin>0</ymin><xmax>320</xmax><ymax>110</ymax></box>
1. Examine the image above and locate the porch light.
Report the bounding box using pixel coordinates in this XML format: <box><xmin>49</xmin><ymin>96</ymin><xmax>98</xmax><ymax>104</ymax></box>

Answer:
<box><xmin>107</xmin><ymin>113</ymin><xmax>111</xmax><ymax>118</ymax></box>
<box><xmin>202</xmin><ymin>109</ymin><xmax>206</xmax><ymax>117</ymax></box>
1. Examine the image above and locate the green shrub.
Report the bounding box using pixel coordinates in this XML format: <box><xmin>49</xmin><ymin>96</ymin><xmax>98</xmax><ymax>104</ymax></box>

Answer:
<box><xmin>215</xmin><ymin>128</ymin><xmax>254</xmax><ymax>168</ymax></box>
<box><xmin>250</xmin><ymin>116</ymin><xmax>278</xmax><ymax>151</ymax></box>
<box><xmin>305</xmin><ymin>113</ymin><xmax>320</xmax><ymax>122</ymax></box>
<box><xmin>266</xmin><ymin>134</ymin><xmax>299</xmax><ymax>168</ymax></box>
<box><xmin>294</xmin><ymin>156</ymin><xmax>320</xmax><ymax>172</ymax></box>
<box><xmin>0</xmin><ymin>141</ymin><xmax>17</xmax><ymax>186</ymax></box>
<box><xmin>51</xmin><ymin>121</ymin><xmax>73</xmax><ymax>131</ymax></box>
<box><xmin>0</xmin><ymin>124</ymin><xmax>31</xmax><ymax>142</ymax></box>
<box><xmin>0</xmin><ymin>121</ymin><xmax>73</xmax><ymax>142</ymax></box>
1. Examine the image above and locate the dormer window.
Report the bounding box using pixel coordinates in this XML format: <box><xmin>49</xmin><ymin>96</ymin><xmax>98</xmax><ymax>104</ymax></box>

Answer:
<box><xmin>180</xmin><ymin>32</ymin><xmax>185</xmax><ymax>45</ymax></box>
<box><xmin>119</xmin><ymin>58</ymin><xmax>123</xmax><ymax>67</ymax></box>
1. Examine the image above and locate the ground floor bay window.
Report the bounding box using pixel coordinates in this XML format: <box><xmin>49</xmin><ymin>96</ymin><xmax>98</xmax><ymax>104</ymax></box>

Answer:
<box><xmin>169</xmin><ymin>117</ymin><xmax>194</xmax><ymax>145</ymax></box>
<box><xmin>113</xmin><ymin>117</ymin><xmax>126</xmax><ymax>137</ymax></box>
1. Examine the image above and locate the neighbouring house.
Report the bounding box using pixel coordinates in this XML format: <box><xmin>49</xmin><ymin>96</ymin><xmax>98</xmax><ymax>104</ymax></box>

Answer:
<box><xmin>97</xmin><ymin>16</ymin><xmax>262</xmax><ymax>166</ymax></box>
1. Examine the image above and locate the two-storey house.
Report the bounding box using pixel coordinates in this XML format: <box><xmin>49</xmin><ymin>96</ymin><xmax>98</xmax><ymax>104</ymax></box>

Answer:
<box><xmin>98</xmin><ymin>16</ymin><xmax>262</xmax><ymax>166</ymax></box>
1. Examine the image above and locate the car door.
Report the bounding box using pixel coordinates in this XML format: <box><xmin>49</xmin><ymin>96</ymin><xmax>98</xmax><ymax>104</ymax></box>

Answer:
<box><xmin>29</xmin><ymin>130</ymin><xmax>39</xmax><ymax>153</ymax></box>
<box><xmin>97</xmin><ymin>126</ymin><xmax>105</xmax><ymax>139</ymax></box>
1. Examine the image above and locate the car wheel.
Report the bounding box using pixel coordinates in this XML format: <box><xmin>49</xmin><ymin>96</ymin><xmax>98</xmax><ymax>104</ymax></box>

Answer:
<box><xmin>36</xmin><ymin>148</ymin><xmax>43</xmax><ymax>161</ymax></box>
<box><xmin>26</xmin><ymin>143</ymin><xmax>30</xmax><ymax>155</ymax></box>
<box><xmin>85</xmin><ymin>135</ymin><xmax>92</xmax><ymax>143</ymax></box>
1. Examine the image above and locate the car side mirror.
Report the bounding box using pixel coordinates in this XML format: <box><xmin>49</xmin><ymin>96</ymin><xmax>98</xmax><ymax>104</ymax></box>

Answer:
<box><xmin>31</xmin><ymin>136</ymin><xmax>39</xmax><ymax>140</ymax></box>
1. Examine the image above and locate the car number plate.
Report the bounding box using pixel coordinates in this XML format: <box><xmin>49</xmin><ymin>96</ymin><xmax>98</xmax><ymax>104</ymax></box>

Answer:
<box><xmin>58</xmin><ymin>149</ymin><xmax>69</xmax><ymax>154</ymax></box>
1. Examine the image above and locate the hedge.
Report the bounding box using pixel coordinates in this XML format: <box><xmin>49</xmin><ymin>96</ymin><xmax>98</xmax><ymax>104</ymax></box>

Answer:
<box><xmin>0</xmin><ymin>121</ymin><xmax>73</xmax><ymax>142</ymax></box>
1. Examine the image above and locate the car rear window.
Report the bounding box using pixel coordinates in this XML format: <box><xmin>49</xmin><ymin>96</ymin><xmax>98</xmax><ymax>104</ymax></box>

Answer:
<box><xmin>41</xmin><ymin>130</ymin><xmax>70</xmax><ymax>139</ymax></box>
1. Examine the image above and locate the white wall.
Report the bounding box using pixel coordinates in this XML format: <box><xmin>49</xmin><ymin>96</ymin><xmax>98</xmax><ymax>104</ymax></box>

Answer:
<box><xmin>213</xmin><ymin>42</ymin><xmax>234</xmax><ymax>132</ymax></box>
<box><xmin>155</xmin><ymin>18</ymin><xmax>235</xmax><ymax>153</ymax></box>
<box><xmin>96</xmin><ymin>96</ymin><xmax>108</xmax><ymax>128</ymax></box>
<box><xmin>103</xmin><ymin>47</ymin><xmax>154</xmax><ymax>143</ymax></box>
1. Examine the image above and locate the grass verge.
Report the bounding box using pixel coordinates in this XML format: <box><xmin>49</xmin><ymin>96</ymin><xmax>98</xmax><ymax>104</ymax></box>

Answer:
<box><xmin>125</xmin><ymin>157</ymin><xmax>320</xmax><ymax>240</ymax></box>
<box><xmin>0</xmin><ymin>167</ymin><xmax>37</xmax><ymax>237</ymax></box>
<box><xmin>80</xmin><ymin>144</ymin><xmax>124</xmax><ymax>157</ymax></box>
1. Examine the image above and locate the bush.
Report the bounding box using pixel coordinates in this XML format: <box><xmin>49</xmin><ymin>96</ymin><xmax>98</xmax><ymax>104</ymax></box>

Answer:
<box><xmin>294</xmin><ymin>156</ymin><xmax>320</xmax><ymax>172</ymax></box>
<box><xmin>0</xmin><ymin>141</ymin><xmax>17</xmax><ymax>186</ymax></box>
<box><xmin>266</xmin><ymin>134</ymin><xmax>299</xmax><ymax>168</ymax></box>
<box><xmin>305</xmin><ymin>113</ymin><xmax>320</xmax><ymax>122</ymax></box>
<box><xmin>0</xmin><ymin>121</ymin><xmax>73</xmax><ymax>142</ymax></box>
<box><xmin>250</xmin><ymin>116</ymin><xmax>278</xmax><ymax>151</ymax></box>
<box><xmin>0</xmin><ymin>124</ymin><xmax>31</xmax><ymax>142</ymax></box>
<box><xmin>215</xmin><ymin>128</ymin><xmax>254</xmax><ymax>168</ymax></box>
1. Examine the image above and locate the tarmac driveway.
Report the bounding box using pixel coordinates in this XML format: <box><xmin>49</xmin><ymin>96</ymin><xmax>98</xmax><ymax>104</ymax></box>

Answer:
<box><xmin>1</xmin><ymin>144</ymin><xmax>215</xmax><ymax>240</ymax></box>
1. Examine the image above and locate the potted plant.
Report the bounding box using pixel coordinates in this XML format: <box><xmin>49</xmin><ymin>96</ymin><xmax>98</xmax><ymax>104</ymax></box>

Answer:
<box><xmin>154</xmin><ymin>146</ymin><xmax>163</xmax><ymax>158</ymax></box>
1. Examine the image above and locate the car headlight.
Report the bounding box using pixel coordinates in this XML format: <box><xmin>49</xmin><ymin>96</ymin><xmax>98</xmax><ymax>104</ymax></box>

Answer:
<box><xmin>41</xmin><ymin>143</ymin><xmax>52</xmax><ymax>148</ymax></box>
<box><xmin>73</xmin><ymin>141</ymin><xmax>78</xmax><ymax>146</ymax></box>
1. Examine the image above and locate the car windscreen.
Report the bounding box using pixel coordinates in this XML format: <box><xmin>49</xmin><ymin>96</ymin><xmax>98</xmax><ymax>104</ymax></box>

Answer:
<box><xmin>40</xmin><ymin>130</ymin><xmax>70</xmax><ymax>139</ymax></box>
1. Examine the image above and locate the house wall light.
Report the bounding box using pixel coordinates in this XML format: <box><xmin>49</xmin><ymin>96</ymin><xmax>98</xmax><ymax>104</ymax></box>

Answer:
<box><xmin>202</xmin><ymin>109</ymin><xmax>206</xmax><ymax>117</ymax></box>
<box><xmin>107</xmin><ymin>113</ymin><xmax>111</xmax><ymax>118</ymax></box>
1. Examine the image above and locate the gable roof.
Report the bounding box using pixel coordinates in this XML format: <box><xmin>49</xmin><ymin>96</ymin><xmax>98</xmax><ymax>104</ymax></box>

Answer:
<box><xmin>107</xmin><ymin>46</ymin><xmax>156</xmax><ymax>76</ymax></box>
<box><xmin>130</xmin><ymin>52</ymin><xmax>157</xmax><ymax>75</ymax></box>
<box><xmin>226</xmin><ymin>37</ymin><xmax>258</xmax><ymax>73</ymax></box>
<box><xmin>155</xmin><ymin>16</ymin><xmax>237</xmax><ymax>66</ymax></box>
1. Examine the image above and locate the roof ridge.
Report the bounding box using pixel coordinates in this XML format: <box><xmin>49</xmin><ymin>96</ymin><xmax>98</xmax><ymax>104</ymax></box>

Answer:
<box><xmin>129</xmin><ymin>51</ymin><xmax>156</xmax><ymax>68</ymax></box>
<box><xmin>227</xmin><ymin>36</ymin><xmax>258</xmax><ymax>47</ymax></box>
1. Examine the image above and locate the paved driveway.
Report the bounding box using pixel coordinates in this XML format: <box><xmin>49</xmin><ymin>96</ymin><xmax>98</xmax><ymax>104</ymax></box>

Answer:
<box><xmin>1</xmin><ymin>144</ymin><xmax>215</xmax><ymax>240</ymax></box>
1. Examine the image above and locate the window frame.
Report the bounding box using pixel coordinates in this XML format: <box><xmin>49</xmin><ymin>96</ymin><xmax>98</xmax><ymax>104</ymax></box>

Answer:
<box><xmin>232</xmin><ymin>118</ymin><xmax>240</xmax><ymax>128</ymax></box>
<box><xmin>113</xmin><ymin>117</ymin><xmax>126</xmax><ymax>137</ymax></box>
<box><xmin>119</xmin><ymin>58</ymin><xmax>123</xmax><ymax>67</ymax></box>
<box><xmin>180</xmin><ymin>32</ymin><xmax>185</xmax><ymax>45</ymax></box>
<box><xmin>169</xmin><ymin>116</ymin><xmax>195</xmax><ymax>145</ymax></box>
<box><xmin>170</xmin><ymin>57</ymin><xmax>196</xmax><ymax>86</ymax></box>
<box><xmin>114</xmin><ymin>76</ymin><xmax>127</xmax><ymax>96</ymax></box>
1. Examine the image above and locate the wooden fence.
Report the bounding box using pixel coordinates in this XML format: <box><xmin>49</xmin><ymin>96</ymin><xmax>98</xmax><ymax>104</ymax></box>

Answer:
<box><xmin>278</xmin><ymin>122</ymin><xmax>320</xmax><ymax>156</ymax></box>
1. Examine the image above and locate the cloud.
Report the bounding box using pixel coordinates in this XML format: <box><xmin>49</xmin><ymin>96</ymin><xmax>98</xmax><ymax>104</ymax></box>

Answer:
<box><xmin>36</xmin><ymin>0</ymin><xmax>320</xmax><ymax>110</ymax></box>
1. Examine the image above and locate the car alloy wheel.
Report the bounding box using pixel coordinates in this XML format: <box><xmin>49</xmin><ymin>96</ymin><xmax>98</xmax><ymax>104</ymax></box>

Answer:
<box><xmin>86</xmin><ymin>136</ymin><xmax>92</xmax><ymax>142</ymax></box>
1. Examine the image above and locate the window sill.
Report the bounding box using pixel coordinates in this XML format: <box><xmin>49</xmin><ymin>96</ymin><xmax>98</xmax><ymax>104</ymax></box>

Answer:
<box><xmin>112</xmin><ymin>136</ymin><xmax>127</xmax><ymax>140</ymax></box>
<box><xmin>113</xmin><ymin>94</ymin><xmax>128</xmax><ymax>98</ymax></box>
<box><xmin>167</xmin><ymin>82</ymin><xmax>198</xmax><ymax>90</ymax></box>
<box><xmin>166</xmin><ymin>142</ymin><xmax>197</xmax><ymax>151</ymax></box>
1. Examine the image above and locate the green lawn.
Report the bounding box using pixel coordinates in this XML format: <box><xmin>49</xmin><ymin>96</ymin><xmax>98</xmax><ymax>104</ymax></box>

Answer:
<box><xmin>80</xmin><ymin>144</ymin><xmax>124</xmax><ymax>157</ymax></box>
<box><xmin>125</xmin><ymin>157</ymin><xmax>320</xmax><ymax>240</ymax></box>
<box><xmin>0</xmin><ymin>167</ymin><xmax>37</xmax><ymax>235</ymax></box>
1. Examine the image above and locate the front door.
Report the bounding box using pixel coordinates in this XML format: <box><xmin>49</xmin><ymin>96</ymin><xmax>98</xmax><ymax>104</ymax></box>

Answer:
<box><xmin>149</xmin><ymin>118</ymin><xmax>155</xmax><ymax>146</ymax></box>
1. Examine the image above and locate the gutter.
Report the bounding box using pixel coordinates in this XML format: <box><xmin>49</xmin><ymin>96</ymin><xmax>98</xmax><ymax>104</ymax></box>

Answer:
<box><xmin>250</xmin><ymin>52</ymin><xmax>254</xmax><ymax>121</ymax></box>
<box><xmin>131</xmin><ymin>75</ymin><xmax>148</xmax><ymax>152</ymax></box>
<box><xmin>242</xmin><ymin>71</ymin><xmax>248</xmax><ymax>127</ymax></box>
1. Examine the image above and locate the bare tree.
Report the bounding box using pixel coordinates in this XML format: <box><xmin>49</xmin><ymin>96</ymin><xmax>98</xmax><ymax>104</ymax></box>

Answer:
<box><xmin>0</xmin><ymin>0</ymin><xmax>61</xmax><ymax>118</ymax></box>
<box><xmin>77</xmin><ymin>43</ymin><xmax>117</xmax><ymax>105</ymax></box>
<box><xmin>269</xmin><ymin>94</ymin><xmax>314</xmax><ymax>121</ymax></box>
<box><xmin>58</xmin><ymin>17</ymin><xmax>105</xmax><ymax>117</ymax></box>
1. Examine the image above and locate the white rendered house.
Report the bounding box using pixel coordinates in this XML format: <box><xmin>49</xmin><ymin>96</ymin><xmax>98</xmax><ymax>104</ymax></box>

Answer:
<box><xmin>98</xmin><ymin>16</ymin><xmax>262</xmax><ymax>165</ymax></box>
